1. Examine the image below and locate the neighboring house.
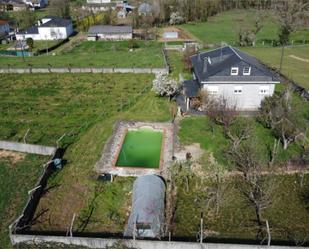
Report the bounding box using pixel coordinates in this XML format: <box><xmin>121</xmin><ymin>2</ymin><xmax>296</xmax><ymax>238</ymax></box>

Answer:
<box><xmin>87</xmin><ymin>25</ymin><xmax>132</xmax><ymax>41</ymax></box>
<box><xmin>138</xmin><ymin>2</ymin><xmax>152</xmax><ymax>16</ymax></box>
<box><xmin>182</xmin><ymin>46</ymin><xmax>279</xmax><ymax>111</ymax></box>
<box><xmin>0</xmin><ymin>19</ymin><xmax>15</xmax><ymax>43</ymax></box>
<box><xmin>0</xmin><ymin>0</ymin><xmax>28</xmax><ymax>11</ymax></box>
<box><xmin>24</xmin><ymin>0</ymin><xmax>48</xmax><ymax>8</ymax></box>
<box><xmin>16</xmin><ymin>16</ymin><xmax>73</xmax><ymax>40</ymax></box>
<box><xmin>86</xmin><ymin>0</ymin><xmax>111</xmax><ymax>4</ymax></box>
<box><xmin>0</xmin><ymin>19</ymin><xmax>10</xmax><ymax>34</ymax></box>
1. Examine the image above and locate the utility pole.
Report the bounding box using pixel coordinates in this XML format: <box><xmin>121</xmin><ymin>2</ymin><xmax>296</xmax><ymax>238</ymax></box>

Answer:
<box><xmin>200</xmin><ymin>212</ymin><xmax>204</xmax><ymax>244</ymax></box>
<box><xmin>279</xmin><ymin>45</ymin><xmax>285</xmax><ymax>73</ymax></box>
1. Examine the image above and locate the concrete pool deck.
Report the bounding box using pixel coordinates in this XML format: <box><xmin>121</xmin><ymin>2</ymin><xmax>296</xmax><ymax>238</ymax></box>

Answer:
<box><xmin>95</xmin><ymin>121</ymin><xmax>174</xmax><ymax>177</ymax></box>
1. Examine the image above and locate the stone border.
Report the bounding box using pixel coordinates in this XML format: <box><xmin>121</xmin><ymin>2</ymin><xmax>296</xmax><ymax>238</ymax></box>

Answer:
<box><xmin>95</xmin><ymin>121</ymin><xmax>174</xmax><ymax>177</ymax></box>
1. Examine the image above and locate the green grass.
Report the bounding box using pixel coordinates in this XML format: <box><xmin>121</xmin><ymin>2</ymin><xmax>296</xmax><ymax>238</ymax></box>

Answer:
<box><xmin>0</xmin><ymin>41</ymin><xmax>165</xmax><ymax>68</ymax></box>
<box><xmin>243</xmin><ymin>46</ymin><xmax>309</xmax><ymax>90</ymax></box>
<box><xmin>0</xmin><ymin>74</ymin><xmax>154</xmax><ymax>147</ymax></box>
<box><xmin>0</xmin><ymin>154</ymin><xmax>48</xmax><ymax>248</ymax></box>
<box><xmin>174</xmin><ymin>173</ymin><xmax>309</xmax><ymax>242</ymax></box>
<box><xmin>28</xmin><ymin>90</ymin><xmax>173</xmax><ymax>233</ymax></box>
<box><xmin>180</xmin><ymin>9</ymin><xmax>309</xmax><ymax>45</ymax></box>
<box><xmin>166</xmin><ymin>50</ymin><xmax>192</xmax><ymax>80</ymax></box>
<box><xmin>179</xmin><ymin>114</ymin><xmax>307</xmax><ymax>168</ymax></box>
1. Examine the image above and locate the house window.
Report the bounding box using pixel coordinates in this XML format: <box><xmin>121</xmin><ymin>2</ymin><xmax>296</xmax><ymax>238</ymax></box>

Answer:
<box><xmin>205</xmin><ymin>86</ymin><xmax>219</xmax><ymax>95</ymax></box>
<box><xmin>231</xmin><ymin>67</ymin><xmax>239</xmax><ymax>75</ymax></box>
<box><xmin>234</xmin><ymin>86</ymin><xmax>243</xmax><ymax>94</ymax></box>
<box><xmin>259</xmin><ymin>86</ymin><xmax>269</xmax><ymax>94</ymax></box>
<box><xmin>243</xmin><ymin>67</ymin><xmax>251</xmax><ymax>75</ymax></box>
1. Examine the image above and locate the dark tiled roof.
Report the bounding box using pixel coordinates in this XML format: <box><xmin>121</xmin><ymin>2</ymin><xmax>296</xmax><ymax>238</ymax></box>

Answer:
<box><xmin>183</xmin><ymin>80</ymin><xmax>200</xmax><ymax>98</ymax></box>
<box><xmin>88</xmin><ymin>25</ymin><xmax>132</xmax><ymax>34</ymax></box>
<box><xmin>191</xmin><ymin>46</ymin><xmax>277</xmax><ymax>83</ymax></box>
<box><xmin>40</xmin><ymin>16</ymin><xmax>72</xmax><ymax>27</ymax></box>
<box><xmin>17</xmin><ymin>25</ymin><xmax>39</xmax><ymax>35</ymax></box>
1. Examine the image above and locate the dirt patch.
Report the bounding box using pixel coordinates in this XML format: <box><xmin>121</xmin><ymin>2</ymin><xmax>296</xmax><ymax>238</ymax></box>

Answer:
<box><xmin>289</xmin><ymin>55</ymin><xmax>309</xmax><ymax>63</ymax></box>
<box><xmin>0</xmin><ymin>150</ymin><xmax>26</xmax><ymax>164</ymax></box>
<box><xmin>174</xmin><ymin>143</ymin><xmax>204</xmax><ymax>162</ymax></box>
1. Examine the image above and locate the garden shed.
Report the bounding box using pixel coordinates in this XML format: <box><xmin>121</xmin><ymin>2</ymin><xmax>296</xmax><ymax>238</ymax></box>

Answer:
<box><xmin>124</xmin><ymin>175</ymin><xmax>166</xmax><ymax>238</ymax></box>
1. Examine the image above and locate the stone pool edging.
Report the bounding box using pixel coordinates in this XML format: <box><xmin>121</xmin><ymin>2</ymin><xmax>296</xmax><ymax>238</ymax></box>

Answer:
<box><xmin>95</xmin><ymin>121</ymin><xmax>174</xmax><ymax>177</ymax></box>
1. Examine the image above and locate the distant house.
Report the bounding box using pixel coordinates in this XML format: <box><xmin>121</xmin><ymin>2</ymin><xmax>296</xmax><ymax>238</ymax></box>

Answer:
<box><xmin>181</xmin><ymin>46</ymin><xmax>279</xmax><ymax>111</ymax></box>
<box><xmin>16</xmin><ymin>16</ymin><xmax>73</xmax><ymax>40</ymax></box>
<box><xmin>0</xmin><ymin>0</ymin><xmax>28</xmax><ymax>11</ymax></box>
<box><xmin>87</xmin><ymin>25</ymin><xmax>132</xmax><ymax>41</ymax></box>
<box><xmin>138</xmin><ymin>3</ymin><xmax>152</xmax><ymax>16</ymax></box>
<box><xmin>0</xmin><ymin>19</ymin><xmax>10</xmax><ymax>34</ymax></box>
<box><xmin>24</xmin><ymin>0</ymin><xmax>48</xmax><ymax>8</ymax></box>
<box><xmin>86</xmin><ymin>0</ymin><xmax>111</xmax><ymax>4</ymax></box>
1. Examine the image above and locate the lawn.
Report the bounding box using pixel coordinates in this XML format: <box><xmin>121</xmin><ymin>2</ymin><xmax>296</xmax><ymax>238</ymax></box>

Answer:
<box><xmin>0</xmin><ymin>73</ymin><xmax>173</xmax><ymax>245</ymax></box>
<box><xmin>29</xmin><ymin>91</ymin><xmax>173</xmax><ymax>234</ymax></box>
<box><xmin>0</xmin><ymin>41</ymin><xmax>165</xmax><ymax>68</ymax></box>
<box><xmin>0</xmin><ymin>74</ymin><xmax>154</xmax><ymax>147</ymax></box>
<box><xmin>0</xmin><ymin>153</ymin><xmax>48</xmax><ymax>248</ymax></box>
<box><xmin>180</xmin><ymin>9</ymin><xmax>309</xmax><ymax>45</ymax></box>
<box><xmin>243</xmin><ymin>46</ymin><xmax>309</xmax><ymax>90</ymax></box>
<box><xmin>173</xmin><ymin>172</ymin><xmax>309</xmax><ymax>243</ymax></box>
<box><xmin>166</xmin><ymin>50</ymin><xmax>192</xmax><ymax>80</ymax></box>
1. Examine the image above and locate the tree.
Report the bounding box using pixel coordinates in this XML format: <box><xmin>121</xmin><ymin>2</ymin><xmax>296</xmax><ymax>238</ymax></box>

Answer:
<box><xmin>273</xmin><ymin>0</ymin><xmax>309</xmax><ymax>45</ymax></box>
<box><xmin>182</xmin><ymin>46</ymin><xmax>196</xmax><ymax>71</ymax></box>
<box><xmin>169</xmin><ymin>12</ymin><xmax>185</xmax><ymax>25</ymax></box>
<box><xmin>49</xmin><ymin>0</ymin><xmax>71</xmax><ymax>19</ymax></box>
<box><xmin>26</xmin><ymin>38</ymin><xmax>34</xmax><ymax>52</ymax></box>
<box><xmin>259</xmin><ymin>86</ymin><xmax>308</xmax><ymax>150</ymax></box>
<box><xmin>206</xmin><ymin>96</ymin><xmax>238</xmax><ymax>132</ymax></box>
<box><xmin>227</xmin><ymin>123</ymin><xmax>276</xmax><ymax>241</ymax></box>
<box><xmin>152</xmin><ymin>73</ymin><xmax>179</xmax><ymax>98</ymax></box>
<box><xmin>14</xmin><ymin>10</ymin><xmax>36</xmax><ymax>30</ymax></box>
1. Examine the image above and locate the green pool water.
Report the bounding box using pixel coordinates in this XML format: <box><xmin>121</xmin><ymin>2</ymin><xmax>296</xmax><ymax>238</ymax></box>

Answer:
<box><xmin>116</xmin><ymin>128</ymin><xmax>163</xmax><ymax>168</ymax></box>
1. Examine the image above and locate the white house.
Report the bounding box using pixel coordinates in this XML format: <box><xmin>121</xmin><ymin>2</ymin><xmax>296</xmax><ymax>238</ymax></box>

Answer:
<box><xmin>86</xmin><ymin>0</ymin><xmax>111</xmax><ymax>4</ymax></box>
<box><xmin>16</xmin><ymin>16</ymin><xmax>73</xmax><ymax>41</ymax></box>
<box><xmin>23</xmin><ymin>0</ymin><xmax>48</xmax><ymax>8</ymax></box>
<box><xmin>181</xmin><ymin>46</ymin><xmax>280</xmax><ymax>111</ymax></box>
<box><xmin>87</xmin><ymin>25</ymin><xmax>132</xmax><ymax>41</ymax></box>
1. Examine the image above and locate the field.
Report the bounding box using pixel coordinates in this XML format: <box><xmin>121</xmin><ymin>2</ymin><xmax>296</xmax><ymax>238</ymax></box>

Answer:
<box><xmin>0</xmin><ymin>74</ymin><xmax>154</xmax><ymax>147</ymax></box>
<box><xmin>180</xmin><ymin>9</ymin><xmax>309</xmax><ymax>45</ymax></box>
<box><xmin>0</xmin><ymin>41</ymin><xmax>165</xmax><ymax>68</ymax></box>
<box><xmin>29</xmin><ymin>91</ymin><xmax>173</xmax><ymax>234</ymax></box>
<box><xmin>243</xmin><ymin>46</ymin><xmax>309</xmax><ymax>89</ymax></box>
<box><xmin>0</xmin><ymin>153</ymin><xmax>48</xmax><ymax>247</ymax></box>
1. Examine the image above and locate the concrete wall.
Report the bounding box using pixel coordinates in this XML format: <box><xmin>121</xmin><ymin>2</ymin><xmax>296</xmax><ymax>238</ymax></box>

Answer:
<box><xmin>97</xmin><ymin>33</ymin><xmax>133</xmax><ymax>41</ymax></box>
<box><xmin>0</xmin><ymin>141</ymin><xmax>56</xmax><ymax>155</ymax></box>
<box><xmin>10</xmin><ymin>235</ymin><xmax>303</xmax><ymax>249</ymax></box>
<box><xmin>0</xmin><ymin>67</ymin><xmax>169</xmax><ymax>75</ymax></box>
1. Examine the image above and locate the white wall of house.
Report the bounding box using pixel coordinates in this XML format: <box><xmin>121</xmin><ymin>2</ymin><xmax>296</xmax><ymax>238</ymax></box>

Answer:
<box><xmin>38</xmin><ymin>24</ymin><xmax>73</xmax><ymax>40</ymax></box>
<box><xmin>16</xmin><ymin>23</ymin><xmax>73</xmax><ymax>41</ymax></box>
<box><xmin>87</xmin><ymin>0</ymin><xmax>111</xmax><ymax>4</ymax></box>
<box><xmin>97</xmin><ymin>33</ymin><xmax>132</xmax><ymax>40</ymax></box>
<box><xmin>201</xmin><ymin>83</ymin><xmax>277</xmax><ymax>110</ymax></box>
<box><xmin>16</xmin><ymin>33</ymin><xmax>41</xmax><ymax>40</ymax></box>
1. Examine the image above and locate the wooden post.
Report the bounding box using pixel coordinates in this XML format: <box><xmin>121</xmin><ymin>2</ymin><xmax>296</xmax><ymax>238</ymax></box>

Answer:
<box><xmin>133</xmin><ymin>219</ymin><xmax>136</xmax><ymax>241</ymax></box>
<box><xmin>279</xmin><ymin>46</ymin><xmax>285</xmax><ymax>73</ymax></box>
<box><xmin>266</xmin><ymin>219</ymin><xmax>271</xmax><ymax>246</ymax></box>
<box><xmin>200</xmin><ymin>212</ymin><xmax>204</xmax><ymax>244</ymax></box>
<box><xmin>70</xmin><ymin>213</ymin><xmax>76</xmax><ymax>237</ymax></box>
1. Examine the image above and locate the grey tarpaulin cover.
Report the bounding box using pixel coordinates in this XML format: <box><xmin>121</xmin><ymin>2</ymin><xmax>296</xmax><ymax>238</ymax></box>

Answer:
<box><xmin>124</xmin><ymin>175</ymin><xmax>166</xmax><ymax>238</ymax></box>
